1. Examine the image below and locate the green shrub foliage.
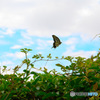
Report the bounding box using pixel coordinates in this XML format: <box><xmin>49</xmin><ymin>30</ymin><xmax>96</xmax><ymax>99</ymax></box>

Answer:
<box><xmin>0</xmin><ymin>48</ymin><xmax>100</xmax><ymax>100</ymax></box>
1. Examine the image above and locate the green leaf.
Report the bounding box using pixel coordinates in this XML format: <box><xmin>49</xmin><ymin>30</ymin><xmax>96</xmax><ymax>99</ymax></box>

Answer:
<box><xmin>35</xmin><ymin>91</ymin><xmax>46</xmax><ymax>96</ymax></box>
<box><xmin>47</xmin><ymin>53</ymin><xmax>52</xmax><ymax>59</ymax></box>
<box><xmin>42</xmin><ymin>92</ymin><xmax>57</xmax><ymax>100</ymax></box>
<box><xmin>31</xmin><ymin>71</ymin><xmax>38</xmax><ymax>76</ymax></box>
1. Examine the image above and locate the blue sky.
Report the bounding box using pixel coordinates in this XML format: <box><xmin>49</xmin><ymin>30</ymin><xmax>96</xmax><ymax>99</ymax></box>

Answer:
<box><xmin>0</xmin><ymin>0</ymin><xmax>100</xmax><ymax>74</ymax></box>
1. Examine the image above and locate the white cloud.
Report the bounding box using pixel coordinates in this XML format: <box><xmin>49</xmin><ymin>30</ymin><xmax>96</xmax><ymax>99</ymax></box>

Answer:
<box><xmin>78</xmin><ymin>8</ymin><xmax>92</xmax><ymax>17</ymax></box>
<box><xmin>0</xmin><ymin>28</ymin><xmax>14</xmax><ymax>36</ymax></box>
<box><xmin>14</xmin><ymin>52</ymin><xmax>25</xmax><ymax>59</ymax></box>
<box><xmin>21</xmin><ymin>32</ymin><xmax>31</xmax><ymax>39</ymax></box>
<box><xmin>64</xmin><ymin>37</ymin><xmax>78</xmax><ymax>45</ymax></box>
<box><xmin>11</xmin><ymin>45</ymin><xmax>22</xmax><ymax>49</ymax></box>
<box><xmin>6</xmin><ymin>52</ymin><xmax>25</xmax><ymax>59</ymax></box>
<box><xmin>73</xmin><ymin>50</ymin><xmax>96</xmax><ymax>58</ymax></box>
<box><xmin>1</xmin><ymin>60</ymin><xmax>14</xmax><ymax>65</ymax></box>
<box><xmin>18</xmin><ymin>39</ymin><xmax>34</xmax><ymax>46</ymax></box>
<box><xmin>63</xmin><ymin>46</ymin><xmax>97</xmax><ymax>58</ymax></box>
<box><xmin>0</xmin><ymin>0</ymin><xmax>100</xmax><ymax>39</ymax></box>
<box><xmin>4</xmin><ymin>29</ymin><xmax>14</xmax><ymax>36</ymax></box>
<box><xmin>36</xmin><ymin>39</ymin><xmax>49</xmax><ymax>50</ymax></box>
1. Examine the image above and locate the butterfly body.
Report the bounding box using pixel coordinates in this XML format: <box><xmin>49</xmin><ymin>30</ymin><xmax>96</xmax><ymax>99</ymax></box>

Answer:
<box><xmin>52</xmin><ymin>35</ymin><xmax>62</xmax><ymax>48</ymax></box>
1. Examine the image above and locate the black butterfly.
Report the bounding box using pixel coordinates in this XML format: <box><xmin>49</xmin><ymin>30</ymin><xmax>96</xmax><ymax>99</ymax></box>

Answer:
<box><xmin>52</xmin><ymin>35</ymin><xmax>62</xmax><ymax>48</ymax></box>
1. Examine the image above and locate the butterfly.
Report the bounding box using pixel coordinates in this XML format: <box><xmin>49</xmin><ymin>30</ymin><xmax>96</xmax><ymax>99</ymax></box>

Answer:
<box><xmin>52</xmin><ymin>35</ymin><xmax>62</xmax><ymax>48</ymax></box>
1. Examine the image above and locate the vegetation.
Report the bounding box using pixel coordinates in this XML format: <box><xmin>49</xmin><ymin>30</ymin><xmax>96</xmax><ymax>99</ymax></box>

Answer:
<box><xmin>0</xmin><ymin>48</ymin><xmax>100</xmax><ymax>100</ymax></box>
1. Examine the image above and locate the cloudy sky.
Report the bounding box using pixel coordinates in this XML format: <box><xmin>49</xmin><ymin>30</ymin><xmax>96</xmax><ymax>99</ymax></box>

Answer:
<box><xmin>0</xmin><ymin>0</ymin><xmax>100</xmax><ymax>74</ymax></box>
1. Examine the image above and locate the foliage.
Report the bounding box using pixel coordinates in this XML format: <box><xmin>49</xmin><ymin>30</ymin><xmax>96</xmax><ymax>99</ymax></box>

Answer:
<box><xmin>0</xmin><ymin>48</ymin><xmax>100</xmax><ymax>100</ymax></box>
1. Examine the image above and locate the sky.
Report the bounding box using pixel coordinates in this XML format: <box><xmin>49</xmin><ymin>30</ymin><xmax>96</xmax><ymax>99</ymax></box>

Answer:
<box><xmin>0</xmin><ymin>0</ymin><xmax>100</xmax><ymax>74</ymax></box>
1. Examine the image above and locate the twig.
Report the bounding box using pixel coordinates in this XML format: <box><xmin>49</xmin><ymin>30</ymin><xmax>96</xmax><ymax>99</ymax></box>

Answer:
<box><xmin>91</xmin><ymin>33</ymin><xmax>100</xmax><ymax>41</ymax></box>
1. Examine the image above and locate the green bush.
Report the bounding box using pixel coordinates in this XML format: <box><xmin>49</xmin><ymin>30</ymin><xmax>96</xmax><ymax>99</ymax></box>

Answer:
<box><xmin>0</xmin><ymin>48</ymin><xmax>100</xmax><ymax>100</ymax></box>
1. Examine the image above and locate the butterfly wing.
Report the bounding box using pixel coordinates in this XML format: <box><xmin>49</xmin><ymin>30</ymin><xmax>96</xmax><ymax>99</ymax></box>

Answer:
<box><xmin>52</xmin><ymin>35</ymin><xmax>61</xmax><ymax>42</ymax></box>
<box><xmin>52</xmin><ymin>35</ymin><xmax>62</xmax><ymax>48</ymax></box>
